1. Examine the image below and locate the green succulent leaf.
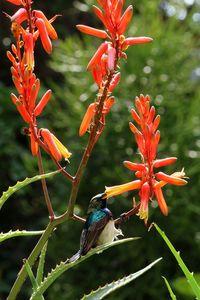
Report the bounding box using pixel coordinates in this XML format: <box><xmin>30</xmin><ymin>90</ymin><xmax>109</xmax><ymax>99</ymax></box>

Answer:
<box><xmin>81</xmin><ymin>257</ymin><xmax>162</xmax><ymax>300</ymax></box>
<box><xmin>162</xmin><ymin>276</ymin><xmax>177</xmax><ymax>300</ymax></box>
<box><xmin>30</xmin><ymin>237</ymin><xmax>139</xmax><ymax>299</ymax></box>
<box><xmin>0</xmin><ymin>230</ymin><xmax>44</xmax><ymax>244</ymax></box>
<box><xmin>24</xmin><ymin>259</ymin><xmax>45</xmax><ymax>300</ymax></box>
<box><xmin>36</xmin><ymin>242</ymin><xmax>48</xmax><ymax>285</ymax></box>
<box><xmin>154</xmin><ymin>223</ymin><xmax>200</xmax><ymax>300</ymax></box>
<box><xmin>24</xmin><ymin>259</ymin><xmax>39</xmax><ymax>292</ymax></box>
<box><xmin>0</xmin><ymin>169</ymin><xmax>61</xmax><ymax>210</ymax></box>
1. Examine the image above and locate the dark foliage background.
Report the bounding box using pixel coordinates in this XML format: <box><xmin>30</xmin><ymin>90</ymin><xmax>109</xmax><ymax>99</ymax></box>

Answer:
<box><xmin>0</xmin><ymin>0</ymin><xmax>200</xmax><ymax>299</ymax></box>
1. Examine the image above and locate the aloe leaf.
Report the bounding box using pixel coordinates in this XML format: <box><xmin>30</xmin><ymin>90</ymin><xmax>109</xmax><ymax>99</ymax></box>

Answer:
<box><xmin>81</xmin><ymin>257</ymin><xmax>162</xmax><ymax>300</ymax></box>
<box><xmin>30</xmin><ymin>237</ymin><xmax>139</xmax><ymax>299</ymax></box>
<box><xmin>24</xmin><ymin>259</ymin><xmax>45</xmax><ymax>300</ymax></box>
<box><xmin>36</xmin><ymin>242</ymin><xmax>48</xmax><ymax>285</ymax></box>
<box><xmin>154</xmin><ymin>223</ymin><xmax>200</xmax><ymax>300</ymax></box>
<box><xmin>0</xmin><ymin>169</ymin><xmax>61</xmax><ymax>210</ymax></box>
<box><xmin>0</xmin><ymin>230</ymin><xmax>44</xmax><ymax>244</ymax></box>
<box><xmin>162</xmin><ymin>276</ymin><xmax>177</xmax><ymax>300</ymax></box>
<box><xmin>24</xmin><ymin>259</ymin><xmax>38</xmax><ymax>291</ymax></box>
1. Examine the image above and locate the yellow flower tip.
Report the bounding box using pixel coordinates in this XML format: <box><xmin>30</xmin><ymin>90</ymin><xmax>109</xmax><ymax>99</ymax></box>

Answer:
<box><xmin>104</xmin><ymin>180</ymin><xmax>141</xmax><ymax>199</ymax></box>
<box><xmin>51</xmin><ymin>135</ymin><xmax>72</xmax><ymax>161</ymax></box>
<box><xmin>137</xmin><ymin>209</ymin><xmax>148</xmax><ymax>225</ymax></box>
<box><xmin>172</xmin><ymin>168</ymin><xmax>189</xmax><ymax>181</ymax></box>
<box><xmin>64</xmin><ymin>151</ymin><xmax>72</xmax><ymax>163</ymax></box>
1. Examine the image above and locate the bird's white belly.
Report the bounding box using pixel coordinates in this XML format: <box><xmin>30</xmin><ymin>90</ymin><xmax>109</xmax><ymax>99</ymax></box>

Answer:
<box><xmin>97</xmin><ymin>220</ymin><xmax>123</xmax><ymax>245</ymax></box>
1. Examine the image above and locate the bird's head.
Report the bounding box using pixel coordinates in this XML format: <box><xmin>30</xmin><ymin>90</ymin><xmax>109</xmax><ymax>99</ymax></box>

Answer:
<box><xmin>87</xmin><ymin>193</ymin><xmax>107</xmax><ymax>213</ymax></box>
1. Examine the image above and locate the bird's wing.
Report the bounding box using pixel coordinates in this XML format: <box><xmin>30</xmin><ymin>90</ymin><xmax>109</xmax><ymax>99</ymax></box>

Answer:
<box><xmin>80</xmin><ymin>211</ymin><xmax>111</xmax><ymax>255</ymax></box>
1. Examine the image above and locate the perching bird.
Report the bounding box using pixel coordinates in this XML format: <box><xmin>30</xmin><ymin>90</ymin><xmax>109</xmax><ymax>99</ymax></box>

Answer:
<box><xmin>69</xmin><ymin>193</ymin><xmax>123</xmax><ymax>262</ymax></box>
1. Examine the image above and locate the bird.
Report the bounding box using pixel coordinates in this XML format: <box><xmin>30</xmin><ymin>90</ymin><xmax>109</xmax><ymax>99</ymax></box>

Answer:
<box><xmin>68</xmin><ymin>193</ymin><xmax>123</xmax><ymax>262</ymax></box>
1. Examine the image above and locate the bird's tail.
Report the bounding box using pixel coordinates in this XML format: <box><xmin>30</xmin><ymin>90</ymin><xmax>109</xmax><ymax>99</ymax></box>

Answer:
<box><xmin>67</xmin><ymin>250</ymin><xmax>81</xmax><ymax>263</ymax></box>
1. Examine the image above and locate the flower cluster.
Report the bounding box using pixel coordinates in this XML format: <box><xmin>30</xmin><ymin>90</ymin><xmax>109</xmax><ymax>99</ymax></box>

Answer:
<box><xmin>6</xmin><ymin>0</ymin><xmax>71</xmax><ymax>162</ymax></box>
<box><xmin>105</xmin><ymin>95</ymin><xmax>187</xmax><ymax>223</ymax></box>
<box><xmin>77</xmin><ymin>0</ymin><xmax>152</xmax><ymax>137</ymax></box>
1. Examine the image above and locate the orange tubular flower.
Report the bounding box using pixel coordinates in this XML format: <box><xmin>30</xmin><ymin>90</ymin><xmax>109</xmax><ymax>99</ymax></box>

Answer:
<box><xmin>78</xmin><ymin>0</ymin><xmax>153</xmax><ymax>138</ymax></box>
<box><xmin>109</xmin><ymin>72</ymin><xmax>120</xmax><ymax>92</ymax></box>
<box><xmin>154</xmin><ymin>186</ymin><xmax>168</xmax><ymax>216</ymax></box>
<box><xmin>11</xmin><ymin>93</ymin><xmax>31</xmax><ymax>123</ymax></box>
<box><xmin>79</xmin><ymin>103</ymin><xmax>96</xmax><ymax>137</ymax></box>
<box><xmin>87</xmin><ymin>43</ymin><xmax>108</xmax><ymax>71</ymax></box>
<box><xmin>10</xmin><ymin>8</ymin><xmax>28</xmax><ymax>24</ymax></box>
<box><xmin>51</xmin><ymin>135</ymin><xmax>72</xmax><ymax>161</ymax></box>
<box><xmin>139</xmin><ymin>182</ymin><xmax>150</xmax><ymax>224</ymax></box>
<box><xmin>153</xmin><ymin>157</ymin><xmax>177</xmax><ymax>168</ymax></box>
<box><xmin>6</xmin><ymin>0</ymin><xmax>60</xmax><ymax>160</ymax></box>
<box><xmin>118</xmin><ymin>5</ymin><xmax>133</xmax><ymax>35</ymax></box>
<box><xmin>79</xmin><ymin>96</ymin><xmax>115</xmax><ymax>137</ymax></box>
<box><xmin>33</xmin><ymin>10</ymin><xmax>58</xmax><ymax>40</ymax></box>
<box><xmin>34</xmin><ymin>89</ymin><xmax>52</xmax><ymax>116</ymax></box>
<box><xmin>6</xmin><ymin>0</ymin><xmax>22</xmax><ymax>5</ymax></box>
<box><xmin>41</xmin><ymin>129</ymin><xmax>62</xmax><ymax>161</ymax></box>
<box><xmin>123</xmin><ymin>161</ymin><xmax>146</xmax><ymax>172</ymax></box>
<box><xmin>41</xmin><ymin>129</ymin><xmax>71</xmax><ymax>161</ymax></box>
<box><xmin>104</xmin><ymin>95</ymin><xmax>188</xmax><ymax>223</ymax></box>
<box><xmin>155</xmin><ymin>172</ymin><xmax>187</xmax><ymax>186</ymax></box>
<box><xmin>79</xmin><ymin>0</ymin><xmax>152</xmax><ymax>77</ymax></box>
<box><xmin>35</xmin><ymin>18</ymin><xmax>52</xmax><ymax>54</ymax></box>
<box><xmin>103</xmin><ymin>96</ymin><xmax>115</xmax><ymax>113</ymax></box>
<box><xmin>30</xmin><ymin>130</ymin><xmax>39</xmax><ymax>156</ymax></box>
<box><xmin>29</xmin><ymin>79</ymin><xmax>40</xmax><ymax>111</ymax></box>
<box><xmin>105</xmin><ymin>180</ymin><xmax>142</xmax><ymax>199</ymax></box>
<box><xmin>24</xmin><ymin>32</ymin><xmax>34</xmax><ymax>71</ymax></box>
<box><xmin>123</xmin><ymin>37</ymin><xmax>153</xmax><ymax>48</ymax></box>
<box><xmin>76</xmin><ymin>25</ymin><xmax>108</xmax><ymax>39</ymax></box>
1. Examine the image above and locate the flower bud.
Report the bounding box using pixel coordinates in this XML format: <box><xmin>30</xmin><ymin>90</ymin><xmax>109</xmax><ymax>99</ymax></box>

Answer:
<box><xmin>34</xmin><ymin>89</ymin><xmax>52</xmax><ymax>116</ymax></box>
<box><xmin>34</xmin><ymin>10</ymin><xmax>58</xmax><ymax>40</ymax></box>
<box><xmin>76</xmin><ymin>25</ymin><xmax>108</xmax><ymax>39</ymax></box>
<box><xmin>79</xmin><ymin>103</ymin><xmax>96</xmax><ymax>136</ymax></box>
<box><xmin>35</xmin><ymin>18</ymin><xmax>52</xmax><ymax>54</ymax></box>
<box><xmin>11</xmin><ymin>8</ymin><xmax>28</xmax><ymax>24</ymax></box>
<box><xmin>87</xmin><ymin>43</ymin><xmax>108</xmax><ymax>71</ymax></box>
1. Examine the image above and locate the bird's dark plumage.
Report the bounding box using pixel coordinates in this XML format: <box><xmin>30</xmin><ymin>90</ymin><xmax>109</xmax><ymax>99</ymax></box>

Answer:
<box><xmin>68</xmin><ymin>193</ymin><xmax>122</xmax><ymax>262</ymax></box>
<box><xmin>80</xmin><ymin>207</ymin><xmax>112</xmax><ymax>255</ymax></box>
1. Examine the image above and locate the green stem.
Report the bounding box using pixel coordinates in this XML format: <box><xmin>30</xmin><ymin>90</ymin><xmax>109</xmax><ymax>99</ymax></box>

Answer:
<box><xmin>154</xmin><ymin>223</ymin><xmax>200</xmax><ymax>299</ymax></box>
<box><xmin>7</xmin><ymin>216</ymin><xmax>67</xmax><ymax>300</ymax></box>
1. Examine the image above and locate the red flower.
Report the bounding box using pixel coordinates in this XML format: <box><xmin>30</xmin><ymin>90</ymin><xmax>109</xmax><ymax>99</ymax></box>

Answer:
<box><xmin>77</xmin><ymin>0</ymin><xmax>152</xmax><ymax>90</ymax></box>
<box><xmin>10</xmin><ymin>8</ymin><xmax>28</xmax><ymax>24</ymax></box>
<box><xmin>6</xmin><ymin>0</ymin><xmax>60</xmax><ymax>159</ymax></box>
<box><xmin>78</xmin><ymin>0</ymin><xmax>153</xmax><ymax>138</ymax></box>
<box><xmin>105</xmin><ymin>95</ymin><xmax>187</xmax><ymax>224</ymax></box>
<box><xmin>35</xmin><ymin>18</ymin><xmax>52</xmax><ymax>54</ymax></box>
<box><xmin>6</xmin><ymin>0</ymin><xmax>22</xmax><ymax>5</ymax></box>
<box><xmin>79</xmin><ymin>97</ymin><xmax>115</xmax><ymax>137</ymax></box>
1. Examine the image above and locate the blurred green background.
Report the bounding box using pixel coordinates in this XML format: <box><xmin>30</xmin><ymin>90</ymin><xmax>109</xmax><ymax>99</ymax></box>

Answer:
<box><xmin>0</xmin><ymin>0</ymin><xmax>200</xmax><ymax>299</ymax></box>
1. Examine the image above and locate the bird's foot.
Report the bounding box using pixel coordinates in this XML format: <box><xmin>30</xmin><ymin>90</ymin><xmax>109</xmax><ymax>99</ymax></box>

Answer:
<box><xmin>120</xmin><ymin>212</ymin><xmax>129</xmax><ymax>223</ymax></box>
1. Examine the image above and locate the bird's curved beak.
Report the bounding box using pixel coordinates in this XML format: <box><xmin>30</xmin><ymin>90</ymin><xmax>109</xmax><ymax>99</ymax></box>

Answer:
<box><xmin>101</xmin><ymin>192</ymin><xmax>107</xmax><ymax>200</ymax></box>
